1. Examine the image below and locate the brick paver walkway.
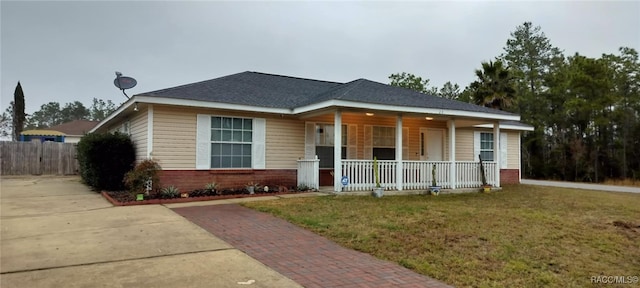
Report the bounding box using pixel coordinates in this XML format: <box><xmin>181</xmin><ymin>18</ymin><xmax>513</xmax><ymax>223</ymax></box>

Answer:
<box><xmin>173</xmin><ymin>204</ymin><xmax>452</xmax><ymax>288</ymax></box>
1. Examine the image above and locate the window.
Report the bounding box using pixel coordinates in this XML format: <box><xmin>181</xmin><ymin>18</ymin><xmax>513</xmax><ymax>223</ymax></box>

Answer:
<box><xmin>315</xmin><ymin>124</ymin><xmax>346</xmax><ymax>168</ymax></box>
<box><xmin>480</xmin><ymin>132</ymin><xmax>494</xmax><ymax>161</ymax></box>
<box><xmin>210</xmin><ymin>117</ymin><xmax>252</xmax><ymax>168</ymax></box>
<box><xmin>118</xmin><ymin>121</ymin><xmax>130</xmax><ymax>135</ymax></box>
<box><xmin>373</xmin><ymin>126</ymin><xmax>395</xmax><ymax>160</ymax></box>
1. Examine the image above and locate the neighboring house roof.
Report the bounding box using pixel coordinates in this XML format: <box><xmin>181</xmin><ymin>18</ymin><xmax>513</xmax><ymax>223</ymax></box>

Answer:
<box><xmin>21</xmin><ymin>130</ymin><xmax>66</xmax><ymax>136</ymax></box>
<box><xmin>139</xmin><ymin>71</ymin><xmax>515</xmax><ymax>117</ymax></box>
<box><xmin>47</xmin><ymin>120</ymin><xmax>99</xmax><ymax>136</ymax></box>
<box><xmin>22</xmin><ymin>120</ymin><xmax>99</xmax><ymax>137</ymax></box>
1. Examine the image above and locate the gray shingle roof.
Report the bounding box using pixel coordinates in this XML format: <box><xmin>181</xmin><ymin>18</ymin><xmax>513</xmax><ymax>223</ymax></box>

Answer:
<box><xmin>301</xmin><ymin>78</ymin><xmax>515</xmax><ymax>116</ymax></box>
<box><xmin>138</xmin><ymin>71</ymin><xmax>516</xmax><ymax>116</ymax></box>
<box><xmin>139</xmin><ymin>72</ymin><xmax>341</xmax><ymax>109</ymax></box>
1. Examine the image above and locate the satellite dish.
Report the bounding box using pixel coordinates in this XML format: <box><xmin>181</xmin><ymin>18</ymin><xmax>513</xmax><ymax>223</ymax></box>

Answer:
<box><xmin>114</xmin><ymin>76</ymin><xmax>137</xmax><ymax>90</ymax></box>
<box><xmin>114</xmin><ymin>71</ymin><xmax>137</xmax><ymax>98</ymax></box>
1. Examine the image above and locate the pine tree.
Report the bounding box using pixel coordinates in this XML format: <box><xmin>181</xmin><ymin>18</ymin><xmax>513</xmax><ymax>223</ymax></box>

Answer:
<box><xmin>12</xmin><ymin>82</ymin><xmax>26</xmax><ymax>141</ymax></box>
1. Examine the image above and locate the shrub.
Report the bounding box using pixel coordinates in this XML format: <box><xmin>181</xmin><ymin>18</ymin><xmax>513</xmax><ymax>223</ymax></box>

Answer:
<box><xmin>77</xmin><ymin>132</ymin><xmax>135</xmax><ymax>191</ymax></box>
<box><xmin>297</xmin><ymin>184</ymin><xmax>310</xmax><ymax>192</ymax></box>
<box><xmin>160</xmin><ymin>186</ymin><xmax>179</xmax><ymax>199</ymax></box>
<box><xmin>205</xmin><ymin>182</ymin><xmax>218</xmax><ymax>191</ymax></box>
<box><xmin>124</xmin><ymin>160</ymin><xmax>161</xmax><ymax>195</ymax></box>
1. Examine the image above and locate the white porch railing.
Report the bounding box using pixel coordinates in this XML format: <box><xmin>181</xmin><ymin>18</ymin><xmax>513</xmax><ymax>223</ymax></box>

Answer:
<box><xmin>340</xmin><ymin>160</ymin><xmax>496</xmax><ymax>191</ymax></box>
<box><xmin>342</xmin><ymin>160</ymin><xmax>397</xmax><ymax>191</ymax></box>
<box><xmin>297</xmin><ymin>157</ymin><xmax>320</xmax><ymax>190</ymax></box>
<box><xmin>298</xmin><ymin>158</ymin><xmax>497</xmax><ymax>192</ymax></box>
<box><xmin>456</xmin><ymin>161</ymin><xmax>496</xmax><ymax>188</ymax></box>
<box><xmin>403</xmin><ymin>161</ymin><xmax>451</xmax><ymax>189</ymax></box>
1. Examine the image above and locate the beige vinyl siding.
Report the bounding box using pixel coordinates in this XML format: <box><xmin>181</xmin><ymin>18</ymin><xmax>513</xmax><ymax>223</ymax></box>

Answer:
<box><xmin>460</xmin><ymin>128</ymin><xmax>521</xmax><ymax>168</ymax></box>
<box><xmin>152</xmin><ymin>105</ymin><xmax>304</xmax><ymax>170</ymax></box>
<box><xmin>507</xmin><ymin>131</ymin><xmax>520</xmax><ymax>169</ymax></box>
<box><xmin>304</xmin><ymin>113</ymin><xmax>448</xmax><ymax>161</ymax></box>
<box><xmin>149</xmin><ymin>106</ymin><xmax>524</xmax><ymax>170</ymax></box>
<box><xmin>153</xmin><ymin>106</ymin><xmax>196</xmax><ymax>169</ymax></box>
<box><xmin>130</xmin><ymin>108</ymin><xmax>148</xmax><ymax>162</ymax></box>
<box><xmin>104</xmin><ymin>108</ymin><xmax>148</xmax><ymax>162</ymax></box>
<box><xmin>266</xmin><ymin>118</ymin><xmax>305</xmax><ymax>169</ymax></box>
<box><xmin>455</xmin><ymin>129</ymin><xmax>474</xmax><ymax>161</ymax></box>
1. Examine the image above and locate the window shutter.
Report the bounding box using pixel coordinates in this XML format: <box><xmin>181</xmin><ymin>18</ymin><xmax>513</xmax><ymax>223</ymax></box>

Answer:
<box><xmin>500</xmin><ymin>132</ymin><xmax>507</xmax><ymax>168</ymax></box>
<box><xmin>364</xmin><ymin>125</ymin><xmax>373</xmax><ymax>159</ymax></box>
<box><xmin>252</xmin><ymin>118</ymin><xmax>266</xmax><ymax>169</ymax></box>
<box><xmin>348</xmin><ymin>124</ymin><xmax>357</xmax><ymax>159</ymax></box>
<box><xmin>474</xmin><ymin>131</ymin><xmax>480</xmax><ymax>162</ymax></box>
<box><xmin>196</xmin><ymin>114</ymin><xmax>211</xmax><ymax>169</ymax></box>
<box><xmin>402</xmin><ymin>127</ymin><xmax>409</xmax><ymax>159</ymax></box>
<box><xmin>305</xmin><ymin>122</ymin><xmax>316</xmax><ymax>159</ymax></box>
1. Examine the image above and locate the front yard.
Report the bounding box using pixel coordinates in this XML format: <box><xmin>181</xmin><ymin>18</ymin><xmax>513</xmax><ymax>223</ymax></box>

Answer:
<box><xmin>244</xmin><ymin>185</ymin><xmax>640</xmax><ymax>288</ymax></box>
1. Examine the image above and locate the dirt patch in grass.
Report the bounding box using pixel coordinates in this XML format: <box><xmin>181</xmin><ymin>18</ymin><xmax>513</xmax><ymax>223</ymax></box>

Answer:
<box><xmin>244</xmin><ymin>185</ymin><xmax>640</xmax><ymax>288</ymax></box>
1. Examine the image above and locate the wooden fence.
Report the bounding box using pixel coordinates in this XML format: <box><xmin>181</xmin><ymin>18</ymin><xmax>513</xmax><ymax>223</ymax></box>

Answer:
<box><xmin>0</xmin><ymin>141</ymin><xmax>79</xmax><ymax>175</ymax></box>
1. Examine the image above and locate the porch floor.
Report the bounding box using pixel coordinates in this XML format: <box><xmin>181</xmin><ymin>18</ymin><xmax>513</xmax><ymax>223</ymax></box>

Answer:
<box><xmin>318</xmin><ymin>186</ymin><xmax>502</xmax><ymax>195</ymax></box>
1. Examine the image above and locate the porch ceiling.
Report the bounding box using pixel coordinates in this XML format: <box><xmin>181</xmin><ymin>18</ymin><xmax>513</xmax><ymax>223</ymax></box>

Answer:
<box><xmin>297</xmin><ymin>108</ymin><xmax>497</xmax><ymax>127</ymax></box>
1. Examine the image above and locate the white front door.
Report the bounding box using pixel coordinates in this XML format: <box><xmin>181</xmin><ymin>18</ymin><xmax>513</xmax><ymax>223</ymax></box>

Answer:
<box><xmin>420</xmin><ymin>128</ymin><xmax>443</xmax><ymax>161</ymax></box>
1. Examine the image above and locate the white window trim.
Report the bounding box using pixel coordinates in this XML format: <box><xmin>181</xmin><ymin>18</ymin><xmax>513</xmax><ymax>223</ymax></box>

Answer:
<box><xmin>474</xmin><ymin>131</ymin><xmax>507</xmax><ymax>167</ymax></box>
<box><xmin>196</xmin><ymin>114</ymin><xmax>265</xmax><ymax>170</ymax></box>
<box><xmin>372</xmin><ymin>125</ymin><xmax>396</xmax><ymax>148</ymax></box>
<box><xmin>315</xmin><ymin>123</ymin><xmax>347</xmax><ymax>147</ymax></box>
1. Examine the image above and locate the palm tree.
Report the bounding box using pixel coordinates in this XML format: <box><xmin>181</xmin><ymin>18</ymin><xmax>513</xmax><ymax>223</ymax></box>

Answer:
<box><xmin>470</xmin><ymin>60</ymin><xmax>517</xmax><ymax>110</ymax></box>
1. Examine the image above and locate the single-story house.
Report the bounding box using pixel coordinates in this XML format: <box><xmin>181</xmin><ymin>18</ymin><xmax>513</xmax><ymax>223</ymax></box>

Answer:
<box><xmin>91</xmin><ymin>71</ymin><xmax>533</xmax><ymax>192</ymax></box>
<box><xmin>21</xmin><ymin>120</ymin><xmax>99</xmax><ymax>143</ymax></box>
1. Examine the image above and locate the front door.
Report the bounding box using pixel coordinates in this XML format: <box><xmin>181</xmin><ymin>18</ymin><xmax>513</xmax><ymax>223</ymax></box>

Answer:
<box><xmin>420</xmin><ymin>128</ymin><xmax>443</xmax><ymax>161</ymax></box>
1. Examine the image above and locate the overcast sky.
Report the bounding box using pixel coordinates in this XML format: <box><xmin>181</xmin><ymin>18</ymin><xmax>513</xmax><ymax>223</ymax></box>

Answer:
<box><xmin>2</xmin><ymin>1</ymin><xmax>639</xmax><ymax>115</ymax></box>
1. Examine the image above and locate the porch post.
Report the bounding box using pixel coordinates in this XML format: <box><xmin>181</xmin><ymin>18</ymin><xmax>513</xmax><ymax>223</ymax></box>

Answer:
<box><xmin>493</xmin><ymin>122</ymin><xmax>501</xmax><ymax>187</ymax></box>
<box><xmin>448</xmin><ymin>119</ymin><xmax>456</xmax><ymax>189</ymax></box>
<box><xmin>395</xmin><ymin>115</ymin><xmax>403</xmax><ymax>190</ymax></box>
<box><xmin>334</xmin><ymin>110</ymin><xmax>342</xmax><ymax>192</ymax></box>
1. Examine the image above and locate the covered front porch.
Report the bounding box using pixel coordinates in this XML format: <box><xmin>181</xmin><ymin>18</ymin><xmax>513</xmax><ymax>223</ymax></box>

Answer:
<box><xmin>296</xmin><ymin>109</ymin><xmax>507</xmax><ymax>192</ymax></box>
<box><xmin>299</xmin><ymin>158</ymin><xmax>496</xmax><ymax>192</ymax></box>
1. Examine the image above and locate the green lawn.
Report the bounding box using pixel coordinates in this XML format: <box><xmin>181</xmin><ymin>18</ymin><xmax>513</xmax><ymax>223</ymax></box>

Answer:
<box><xmin>243</xmin><ymin>185</ymin><xmax>640</xmax><ymax>288</ymax></box>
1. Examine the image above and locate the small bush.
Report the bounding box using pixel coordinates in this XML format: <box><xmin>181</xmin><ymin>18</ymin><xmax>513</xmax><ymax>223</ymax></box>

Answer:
<box><xmin>205</xmin><ymin>182</ymin><xmax>219</xmax><ymax>195</ymax></box>
<box><xmin>160</xmin><ymin>186</ymin><xmax>180</xmax><ymax>199</ymax></box>
<box><xmin>77</xmin><ymin>132</ymin><xmax>135</xmax><ymax>191</ymax></box>
<box><xmin>124</xmin><ymin>160</ymin><xmax>161</xmax><ymax>195</ymax></box>
<box><xmin>297</xmin><ymin>184</ymin><xmax>310</xmax><ymax>192</ymax></box>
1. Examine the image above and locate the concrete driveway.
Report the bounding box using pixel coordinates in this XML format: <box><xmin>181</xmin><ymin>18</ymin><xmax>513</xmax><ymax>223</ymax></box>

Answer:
<box><xmin>521</xmin><ymin>179</ymin><xmax>640</xmax><ymax>193</ymax></box>
<box><xmin>0</xmin><ymin>176</ymin><xmax>300</xmax><ymax>288</ymax></box>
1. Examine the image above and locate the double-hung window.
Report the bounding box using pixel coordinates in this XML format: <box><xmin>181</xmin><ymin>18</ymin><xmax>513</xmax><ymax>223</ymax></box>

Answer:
<box><xmin>372</xmin><ymin>126</ymin><xmax>395</xmax><ymax>160</ymax></box>
<box><xmin>479</xmin><ymin>132</ymin><xmax>494</xmax><ymax>161</ymax></box>
<box><xmin>315</xmin><ymin>124</ymin><xmax>347</xmax><ymax>168</ymax></box>
<box><xmin>210</xmin><ymin>117</ymin><xmax>253</xmax><ymax>168</ymax></box>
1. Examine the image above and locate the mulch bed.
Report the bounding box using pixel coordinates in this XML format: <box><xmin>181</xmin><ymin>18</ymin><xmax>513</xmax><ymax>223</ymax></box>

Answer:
<box><xmin>102</xmin><ymin>189</ymin><xmax>303</xmax><ymax>206</ymax></box>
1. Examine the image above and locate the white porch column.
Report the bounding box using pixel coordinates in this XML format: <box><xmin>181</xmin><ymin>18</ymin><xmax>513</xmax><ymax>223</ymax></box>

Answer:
<box><xmin>494</xmin><ymin>122</ymin><xmax>501</xmax><ymax>187</ymax></box>
<box><xmin>448</xmin><ymin>119</ymin><xmax>456</xmax><ymax>189</ymax></box>
<box><xmin>334</xmin><ymin>110</ymin><xmax>342</xmax><ymax>192</ymax></box>
<box><xmin>395</xmin><ymin>115</ymin><xmax>403</xmax><ymax>190</ymax></box>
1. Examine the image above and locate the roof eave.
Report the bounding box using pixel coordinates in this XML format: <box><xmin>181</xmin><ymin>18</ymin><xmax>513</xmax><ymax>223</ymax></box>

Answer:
<box><xmin>93</xmin><ymin>96</ymin><xmax>522</xmax><ymax>133</ymax></box>
<box><xmin>292</xmin><ymin>100</ymin><xmax>521</xmax><ymax>121</ymax></box>
<box><xmin>90</xmin><ymin>98</ymin><xmax>136</xmax><ymax>133</ymax></box>
<box><xmin>92</xmin><ymin>96</ymin><xmax>294</xmax><ymax>133</ymax></box>
<box><xmin>473</xmin><ymin>123</ymin><xmax>535</xmax><ymax>131</ymax></box>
